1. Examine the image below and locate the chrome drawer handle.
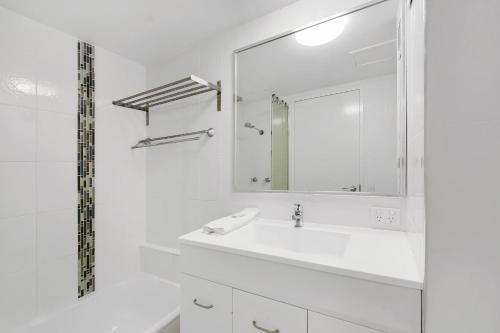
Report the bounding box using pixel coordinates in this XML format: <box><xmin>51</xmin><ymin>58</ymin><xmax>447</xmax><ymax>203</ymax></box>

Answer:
<box><xmin>252</xmin><ymin>320</ymin><xmax>280</xmax><ymax>333</ymax></box>
<box><xmin>193</xmin><ymin>299</ymin><xmax>214</xmax><ymax>309</ymax></box>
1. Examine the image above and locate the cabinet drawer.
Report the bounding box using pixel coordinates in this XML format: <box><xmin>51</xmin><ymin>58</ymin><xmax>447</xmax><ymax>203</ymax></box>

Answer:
<box><xmin>308</xmin><ymin>311</ymin><xmax>382</xmax><ymax>333</ymax></box>
<box><xmin>233</xmin><ymin>289</ymin><xmax>307</xmax><ymax>333</ymax></box>
<box><xmin>180</xmin><ymin>274</ymin><xmax>232</xmax><ymax>333</ymax></box>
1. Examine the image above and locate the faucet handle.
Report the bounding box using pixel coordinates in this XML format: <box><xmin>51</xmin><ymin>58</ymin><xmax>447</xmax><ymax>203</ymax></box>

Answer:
<box><xmin>292</xmin><ymin>204</ymin><xmax>304</xmax><ymax>227</ymax></box>
<box><xmin>293</xmin><ymin>203</ymin><xmax>303</xmax><ymax>213</ymax></box>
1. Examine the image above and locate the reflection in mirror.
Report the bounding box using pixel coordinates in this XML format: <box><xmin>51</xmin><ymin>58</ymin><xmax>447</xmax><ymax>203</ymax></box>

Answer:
<box><xmin>234</xmin><ymin>0</ymin><xmax>405</xmax><ymax>195</ymax></box>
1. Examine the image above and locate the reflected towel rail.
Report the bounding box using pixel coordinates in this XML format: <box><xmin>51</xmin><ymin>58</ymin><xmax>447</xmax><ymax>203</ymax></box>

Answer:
<box><xmin>132</xmin><ymin>128</ymin><xmax>215</xmax><ymax>149</ymax></box>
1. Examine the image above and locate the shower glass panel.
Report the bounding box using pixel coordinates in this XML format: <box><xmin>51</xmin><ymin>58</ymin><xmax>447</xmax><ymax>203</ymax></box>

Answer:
<box><xmin>271</xmin><ymin>95</ymin><xmax>289</xmax><ymax>190</ymax></box>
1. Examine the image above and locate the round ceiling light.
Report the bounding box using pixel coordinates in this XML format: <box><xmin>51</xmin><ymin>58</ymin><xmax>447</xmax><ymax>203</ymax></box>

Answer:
<box><xmin>295</xmin><ymin>16</ymin><xmax>348</xmax><ymax>46</ymax></box>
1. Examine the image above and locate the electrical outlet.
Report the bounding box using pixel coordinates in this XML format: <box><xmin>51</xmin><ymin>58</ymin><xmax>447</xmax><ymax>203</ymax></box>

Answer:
<box><xmin>371</xmin><ymin>207</ymin><xmax>401</xmax><ymax>229</ymax></box>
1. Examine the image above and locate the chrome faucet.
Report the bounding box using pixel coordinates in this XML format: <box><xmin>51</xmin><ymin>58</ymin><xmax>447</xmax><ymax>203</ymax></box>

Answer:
<box><xmin>292</xmin><ymin>204</ymin><xmax>304</xmax><ymax>227</ymax></box>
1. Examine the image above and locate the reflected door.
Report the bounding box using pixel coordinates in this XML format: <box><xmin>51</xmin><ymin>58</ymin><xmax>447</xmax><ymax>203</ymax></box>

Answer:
<box><xmin>293</xmin><ymin>90</ymin><xmax>360</xmax><ymax>191</ymax></box>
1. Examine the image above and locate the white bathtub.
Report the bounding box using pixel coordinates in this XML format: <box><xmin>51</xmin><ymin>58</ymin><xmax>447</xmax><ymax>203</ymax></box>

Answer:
<box><xmin>13</xmin><ymin>273</ymin><xmax>180</xmax><ymax>333</ymax></box>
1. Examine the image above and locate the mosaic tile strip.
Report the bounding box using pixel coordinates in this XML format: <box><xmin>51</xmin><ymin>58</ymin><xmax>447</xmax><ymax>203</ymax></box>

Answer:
<box><xmin>78</xmin><ymin>41</ymin><xmax>96</xmax><ymax>297</ymax></box>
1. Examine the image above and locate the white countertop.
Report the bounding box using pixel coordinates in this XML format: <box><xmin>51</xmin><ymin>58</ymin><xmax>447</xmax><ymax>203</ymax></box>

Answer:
<box><xmin>179</xmin><ymin>218</ymin><xmax>424</xmax><ymax>290</ymax></box>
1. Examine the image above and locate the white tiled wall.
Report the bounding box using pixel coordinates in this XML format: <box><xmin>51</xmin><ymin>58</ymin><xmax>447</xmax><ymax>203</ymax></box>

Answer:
<box><xmin>145</xmin><ymin>0</ymin><xmax>406</xmax><ymax>253</ymax></box>
<box><xmin>0</xmin><ymin>7</ymin><xmax>77</xmax><ymax>330</ymax></box>
<box><xmin>94</xmin><ymin>46</ymin><xmax>147</xmax><ymax>291</ymax></box>
<box><xmin>0</xmin><ymin>6</ymin><xmax>147</xmax><ymax>331</ymax></box>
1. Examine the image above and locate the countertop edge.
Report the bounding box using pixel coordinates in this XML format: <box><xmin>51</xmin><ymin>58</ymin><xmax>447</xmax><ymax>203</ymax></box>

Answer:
<box><xmin>179</xmin><ymin>237</ymin><xmax>424</xmax><ymax>290</ymax></box>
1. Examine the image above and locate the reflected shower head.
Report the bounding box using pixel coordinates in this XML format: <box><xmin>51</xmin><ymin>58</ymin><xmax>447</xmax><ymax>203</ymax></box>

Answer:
<box><xmin>244</xmin><ymin>122</ymin><xmax>264</xmax><ymax>135</ymax></box>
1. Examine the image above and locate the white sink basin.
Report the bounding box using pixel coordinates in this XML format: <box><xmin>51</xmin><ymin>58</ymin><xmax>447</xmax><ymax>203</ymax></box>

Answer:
<box><xmin>249</xmin><ymin>222</ymin><xmax>350</xmax><ymax>257</ymax></box>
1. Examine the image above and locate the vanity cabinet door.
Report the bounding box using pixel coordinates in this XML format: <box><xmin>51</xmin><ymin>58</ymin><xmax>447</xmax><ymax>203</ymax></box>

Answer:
<box><xmin>181</xmin><ymin>274</ymin><xmax>232</xmax><ymax>333</ymax></box>
<box><xmin>233</xmin><ymin>289</ymin><xmax>307</xmax><ymax>333</ymax></box>
<box><xmin>308</xmin><ymin>311</ymin><xmax>382</xmax><ymax>333</ymax></box>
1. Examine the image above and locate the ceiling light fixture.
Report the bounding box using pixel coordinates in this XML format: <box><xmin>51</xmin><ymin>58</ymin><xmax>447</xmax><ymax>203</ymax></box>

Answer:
<box><xmin>295</xmin><ymin>16</ymin><xmax>348</xmax><ymax>46</ymax></box>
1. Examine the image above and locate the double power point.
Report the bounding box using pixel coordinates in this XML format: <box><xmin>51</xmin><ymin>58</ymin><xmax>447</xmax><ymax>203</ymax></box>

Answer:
<box><xmin>371</xmin><ymin>207</ymin><xmax>401</xmax><ymax>230</ymax></box>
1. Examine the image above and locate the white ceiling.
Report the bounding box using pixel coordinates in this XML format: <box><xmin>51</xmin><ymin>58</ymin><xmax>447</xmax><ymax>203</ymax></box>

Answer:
<box><xmin>0</xmin><ymin>0</ymin><xmax>300</xmax><ymax>66</ymax></box>
<box><xmin>237</xmin><ymin>0</ymin><xmax>398</xmax><ymax>101</ymax></box>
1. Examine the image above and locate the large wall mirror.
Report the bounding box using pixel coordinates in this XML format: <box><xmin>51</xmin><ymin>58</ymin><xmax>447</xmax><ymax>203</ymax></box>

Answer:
<box><xmin>234</xmin><ymin>0</ymin><xmax>406</xmax><ymax>195</ymax></box>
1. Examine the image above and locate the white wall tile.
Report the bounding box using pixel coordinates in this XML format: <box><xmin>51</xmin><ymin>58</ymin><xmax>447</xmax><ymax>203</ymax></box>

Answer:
<box><xmin>37</xmin><ymin>209</ymin><xmax>77</xmax><ymax>264</ymax></box>
<box><xmin>146</xmin><ymin>194</ymin><xmax>182</xmax><ymax>248</ymax></box>
<box><xmin>0</xmin><ymin>8</ymin><xmax>38</xmax><ymax>109</ymax></box>
<box><xmin>0</xmin><ymin>269</ymin><xmax>37</xmax><ymax>332</ymax></box>
<box><xmin>93</xmin><ymin>45</ymin><xmax>147</xmax><ymax>289</ymax></box>
<box><xmin>94</xmin><ymin>47</ymin><xmax>146</xmax><ymax>108</ymax></box>
<box><xmin>199</xmin><ymin>151</ymin><xmax>222</xmax><ymax>201</ymax></box>
<box><xmin>0</xmin><ymin>105</ymin><xmax>36</xmax><ymax>161</ymax></box>
<box><xmin>183</xmin><ymin>154</ymin><xmax>201</xmax><ymax>199</ymax></box>
<box><xmin>94</xmin><ymin>204</ymin><xmax>142</xmax><ymax>290</ymax></box>
<box><xmin>37</xmin><ymin>255</ymin><xmax>77</xmax><ymax>316</ymax></box>
<box><xmin>182</xmin><ymin>199</ymin><xmax>202</xmax><ymax>235</ymax></box>
<box><xmin>37</xmin><ymin>111</ymin><xmax>77</xmax><ymax>162</ymax></box>
<box><xmin>0</xmin><ymin>162</ymin><xmax>36</xmax><ymax>219</ymax></box>
<box><xmin>36</xmin><ymin>30</ymin><xmax>77</xmax><ymax>113</ymax></box>
<box><xmin>146</xmin><ymin>148</ymin><xmax>184</xmax><ymax>206</ymax></box>
<box><xmin>140</xmin><ymin>245</ymin><xmax>180</xmax><ymax>283</ymax></box>
<box><xmin>36</xmin><ymin>162</ymin><xmax>77</xmax><ymax>212</ymax></box>
<box><xmin>199</xmin><ymin>200</ymin><xmax>228</xmax><ymax>226</ymax></box>
<box><xmin>0</xmin><ymin>214</ymin><xmax>36</xmax><ymax>275</ymax></box>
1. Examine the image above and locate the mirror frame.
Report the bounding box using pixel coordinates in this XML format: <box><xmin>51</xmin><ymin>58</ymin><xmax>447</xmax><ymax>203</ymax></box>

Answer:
<box><xmin>232</xmin><ymin>0</ymin><xmax>407</xmax><ymax>197</ymax></box>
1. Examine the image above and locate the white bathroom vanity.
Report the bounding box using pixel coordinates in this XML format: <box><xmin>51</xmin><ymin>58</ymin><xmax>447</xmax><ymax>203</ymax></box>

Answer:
<box><xmin>179</xmin><ymin>219</ymin><xmax>422</xmax><ymax>333</ymax></box>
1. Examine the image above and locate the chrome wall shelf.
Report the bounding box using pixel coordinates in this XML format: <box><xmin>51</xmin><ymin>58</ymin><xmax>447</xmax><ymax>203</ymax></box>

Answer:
<box><xmin>112</xmin><ymin>75</ymin><xmax>221</xmax><ymax>125</ymax></box>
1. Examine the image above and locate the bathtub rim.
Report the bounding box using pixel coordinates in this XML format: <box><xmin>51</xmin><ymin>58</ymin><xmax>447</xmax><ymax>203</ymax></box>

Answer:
<box><xmin>10</xmin><ymin>273</ymin><xmax>180</xmax><ymax>333</ymax></box>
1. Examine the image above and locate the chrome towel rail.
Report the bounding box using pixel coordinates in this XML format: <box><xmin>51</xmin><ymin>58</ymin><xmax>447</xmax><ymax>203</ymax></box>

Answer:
<box><xmin>131</xmin><ymin>128</ymin><xmax>215</xmax><ymax>149</ymax></box>
<box><xmin>113</xmin><ymin>75</ymin><xmax>221</xmax><ymax>126</ymax></box>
